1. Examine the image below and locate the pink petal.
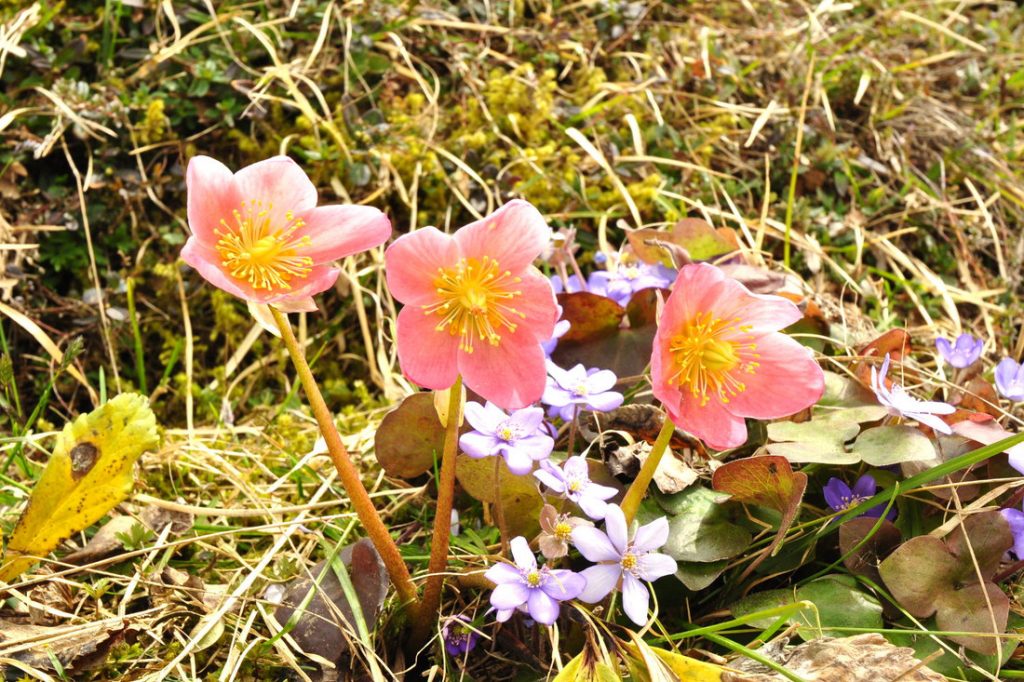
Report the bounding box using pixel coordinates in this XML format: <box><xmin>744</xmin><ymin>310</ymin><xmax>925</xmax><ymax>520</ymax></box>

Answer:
<box><xmin>455</xmin><ymin>200</ymin><xmax>551</xmax><ymax>274</ymax></box>
<box><xmin>578</xmin><ymin>563</ymin><xmax>621</xmax><ymax>603</ymax></box>
<box><xmin>181</xmin><ymin>237</ymin><xmax>256</xmax><ymax>301</ymax></box>
<box><xmin>395</xmin><ymin>306</ymin><xmax>460</xmax><ymax>390</ymax></box>
<box><xmin>384</xmin><ymin>227</ymin><xmax>460</xmax><ymax>306</ymax></box>
<box><xmin>572</xmin><ymin>527</ymin><xmax>620</xmax><ymax>563</ymax></box>
<box><xmin>266</xmin><ymin>266</ymin><xmax>340</xmax><ymax>307</ymax></box>
<box><xmin>621</xmin><ymin>574</ymin><xmax>650</xmax><ymax>626</ymax></box>
<box><xmin>730</xmin><ymin>291</ymin><xmax>804</xmax><ymax>334</ymax></box>
<box><xmin>233</xmin><ymin>156</ymin><xmax>318</xmax><ymax>228</ymax></box>
<box><xmin>658</xmin><ymin>264</ymin><xmax>732</xmax><ymax>329</ymax></box>
<box><xmin>678</xmin><ymin>389</ymin><xmax>749</xmax><ymax>451</ymax></box>
<box><xmin>273</xmin><ymin>296</ymin><xmax>318</xmax><ymax>313</ymax></box>
<box><xmin>725</xmin><ymin>333</ymin><xmax>824</xmax><ymax>419</ymax></box>
<box><xmin>297</xmin><ymin>204</ymin><xmax>391</xmax><ymax>264</ymax></box>
<box><xmin>507</xmin><ymin>268</ymin><xmax>558</xmax><ymax>342</ymax></box>
<box><xmin>186</xmin><ymin>155</ymin><xmax>241</xmax><ymax>247</ymax></box>
<box><xmin>458</xmin><ymin>332</ymin><xmax>548</xmax><ymax>410</ymax></box>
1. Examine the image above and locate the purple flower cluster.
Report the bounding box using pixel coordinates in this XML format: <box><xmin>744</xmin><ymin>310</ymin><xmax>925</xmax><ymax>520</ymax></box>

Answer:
<box><xmin>935</xmin><ymin>333</ymin><xmax>984</xmax><ymax>368</ymax></box>
<box><xmin>485</xmin><ymin>536</ymin><xmax>585</xmax><ymax>625</ymax></box>
<box><xmin>459</xmin><ymin>402</ymin><xmax>554</xmax><ymax>475</ymax></box>
<box><xmin>534</xmin><ymin>455</ymin><xmax>619</xmax><ymax>520</ymax></box>
<box><xmin>996</xmin><ymin>357</ymin><xmax>1024</xmax><ymax>402</ymax></box>
<box><xmin>823</xmin><ymin>474</ymin><xmax>895</xmax><ymax>520</ymax></box>
<box><xmin>550</xmin><ymin>259</ymin><xmax>674</xmax><ymax>308</ymax></box>
<box><xmin>542</xmin><ymin>361</ymin><xmax>624</xmax><ymax>421</ymax></box>
<box><xmin>573</xmin><ymin>504</ymin><xmax>678</xmax><ymax>626</ymax></box>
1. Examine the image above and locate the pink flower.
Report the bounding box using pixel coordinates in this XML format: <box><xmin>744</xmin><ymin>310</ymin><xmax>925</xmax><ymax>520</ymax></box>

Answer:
<box><xmin>650</xmin><ymin>263</ymin><xmax>825</xmax><ymax>450</ymax></box>
<box><xmin>181</xmin><ymin>155</ymin><xmax>391</xmax><ymax>312</ymax></box>
<box><xmin>384</xmin><ymin>201</ymin><xmax>558</xmax><ymax>409</ymax></box>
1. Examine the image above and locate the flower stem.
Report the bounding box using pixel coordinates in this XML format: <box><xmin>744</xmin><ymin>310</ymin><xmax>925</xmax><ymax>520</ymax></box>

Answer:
<box><xmin>620</xmin><ymin>415</ymin><xmax>676</xmax><ymax>525</ymax></box>
<box><xmin>493</xmin><ymin>453</ymin><xmax>509</xmax><ymax>553</ymax></box>
<box><xmin>413</xmin><ymin>375</ymin><xmax>464</xmax><ymax>641</ymax></box>
<box><xmin>270</xmin><ymin>308</ymin><xmax>419</xmax><ymax>607</ymax></box>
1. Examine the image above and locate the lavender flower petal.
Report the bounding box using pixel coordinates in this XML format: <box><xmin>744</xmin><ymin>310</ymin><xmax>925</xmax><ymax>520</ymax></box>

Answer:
<box><xmin>578</xmin><ymin>563</ymin><xmax>621</xmax><ymax>603</ymax></box>
<box><xmin>621</xmin><ymin>573</ymin><xmax>650</xmax><ymax>626</ymax></box>
<box><xmin>632</xmin><ymin>516</ymin><xmax>670</xmax><ymax>554</ymax></box>
<box><xmin>491</xmin><ymin>582</ymin><xmax>530</xmax><ymax>609</ymax></box>
<box><xmin>572</xmin><ymin>526</ymin><xmax>621</xmax><ymax>563</ymax></box>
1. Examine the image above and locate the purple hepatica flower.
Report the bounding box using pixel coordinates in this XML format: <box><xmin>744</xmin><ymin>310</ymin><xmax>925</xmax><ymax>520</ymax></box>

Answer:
<box><xmin>572</xmin><ymin>504</ymin><xmax>678</xmax><ymax>626</ymax></box>
<box><xmin>871</xmin><ymin>354</ymin><xmax>954</xmax><ymax>435</ymax></box>
<box><xmin>542</xmin><ymin>361</ymin><xmax>624</xmax><ymax>422</ymax></box>
<box><xmin>441</xmin><ymin>615</ymin><xmax>479</xmax><ymax>656</ymax></box>
<box><xmin>935</xmin><ymin>333</ymin><xmax>984</xmax><ymax>369</ymax></box>
<box><xmin>541</xmin><ymin>305</ymin><xmax>571</xmax><ymax>357</ymax></box>
<box><xmin>485</xmin><ymin>536</ymin><xmax>585</xmax><ymax>625</ymax></box>
<box><xmin>823</xmin><ymin>475</ymin><xmax>895</xmax><ymax>520</ymax></box>
<box><xmin>459</xmin><ymin>402</ymin><xmax>554</xmax><ymax>475</ymax></box>
<box><xmin>588</xmin><ymin>261</ymin><xmax>674</xmax><ymax>307</ymax></box>
<box><xmin>534</xmin><ymin>455</ymin><xmax>619</xmax><ymax>520</ymax></box>
<box><xmin>1001</xmin><ymin>506</ymin><xmax>1024</xmax><ymax>559</ymax></box>
<box><xmin>995</xmin><ymin>357</ymin><xmax>1024</xmax><ymax>402</ymax></box>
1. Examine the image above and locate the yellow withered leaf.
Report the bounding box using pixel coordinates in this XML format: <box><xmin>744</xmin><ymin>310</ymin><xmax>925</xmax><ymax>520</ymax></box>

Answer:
<box><xmin>0</xmin><ymin>393</ymin><xmax>159</xmax><ymax>582</ymax></box>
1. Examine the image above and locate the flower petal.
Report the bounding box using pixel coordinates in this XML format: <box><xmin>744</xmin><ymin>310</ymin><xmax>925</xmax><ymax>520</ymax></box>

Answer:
<box><xmin>577</xmin><ymin>494</ymin><xmax>611</xmax><ymax>521</ymax></box>
<box><xmin>724</xmin><ymin>333</ymin><xmax>824</xmax><ymax>420</ymax></box>
<box><xmin>603</xmin><ymin>504</ymin><xmax>629</xmax><ymax>555</ymax></box>
<box><xmin>395</xmin><ymin>306</ymin><xmax>460</xmax><ymax>390</ymax></box>
<box><xmin>578</xmin><ymin>563</ymin><xmax>621</xmax><ymax>603</ymax></box>
<box><xmin>632</xmin><ymin>516</ymin><xmax>669</xmax><ymax>554</ymax></box>
<box><xmin>510</xmin><ymin>536</ymin><xmax>536</xmax><ymax>571</ymax></box>
<box><xmin>502</xmin><ymin>448</ymin><xmax>535</xmax><ymax>475</ymax></box>
<box><xmin>585</xmin><ymin>390</ymin><xmax>625</xmax><ymax>413</ymax></box>
<box><xmin>458</xmin><ymin>330</ymin><xmax>548</xmax><ymax>409</ymax></box>
<box><xmin>621</xmin><ymin>574</ymin><xmax>650</xmax><ymax>626</ymax></box>
<box><xmin>508</xmin><ymin>268</ymin><xmax>558</xmax><ymax>343</ymax></box>
<box><xmin>181</xmin><ymin>238</ymin><xmax>256</xmax><ymax>301</ymax></box>
<box><xmin>233</xmin><ymin>156</ymin><xmax>318</xmax><ymax>219</ymax></box>
<box><xmin>572</xmin><ymin>527</ymin><xmax>620</xmax><ymax>563</ymax></box>
<box><xmin>637</xmin><ymin>552</ymin><xmax>677</xmax><ymax>581</ymax></box>
<box><xmin>384</xmin><ymin>227</ymin><xmax>460</xmax><ymax>306</ymax></box>
<box><xmin>544</xmin><ymin>569</ymin><xmax>586</xmax><ymax>601</ymax></box>
<box><xmin>459</xmin><ymin>431</ymin><xmax>499</xmax><ymax>459</ymax></box>
<box><xmin>455</xmin><ymin>200</ymin><xmax>551</xmax><ymax>274</ymax></box>
<box><xmin>677</xmin><ymin>389</ymin><xmax>749</xmax><ymax>451</ymax></box>
<box><xmin>484</xmin><ymin>562</ymin><xmax>521</xmax><ymax>584</ymax></box>
<box><xmin>585</xmin><ymin>369</ymin><xmax>618</xmax><ymax>394</ymax></box>
<box><xmin>185</xmin><ymin>155</ymin><xmax>241</xmax><ymax>247</ymax></box>
<box><xmin>463</xmin><ymin>401</ymin><xmax>502</xmax><ymax>435</ymax></box>
<box><xmin>297</xmin><ymin>204</ymin><xmax>391</xmax><ymax>264</ymax></box>
<box><xmin>534</xmin><ymin>467</ymin><xmax>566</xmax><ymax>492</ymax></box>
<box><xmin>490</xmin><ymin>582</ymin><xmax>530</xmax><ymax>610</ymax></box>
<box><xmin>527</xmin><ymin>589</ymin><xmax>560</xmax><ymax>625</ymax></box>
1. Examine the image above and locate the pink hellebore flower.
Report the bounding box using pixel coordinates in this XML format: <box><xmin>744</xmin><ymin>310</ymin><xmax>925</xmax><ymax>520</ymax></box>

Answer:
<box><xmin>384</xmin><ymin>201</ymin><xmax>558</xmax><ymax>409</ymax></box>
<box><xmin>650</xmin><ymin>263</ymin><xmax>825</xmax><ymax>450</ymax></box>
<box><xmin>181</xmin><ymin>156</ymin><xmax>392</xmax><ymax>312</ymax></box>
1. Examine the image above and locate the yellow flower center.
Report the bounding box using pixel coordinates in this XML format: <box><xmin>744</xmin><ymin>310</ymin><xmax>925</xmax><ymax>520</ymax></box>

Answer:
<box><xmin>621</xmin><ymin>553</ymin><xmax>638</xmax><ymax>571</ymax></box>
<box><xmin>554</xmin><ymin>522</ymin><xmax>573</xmax><ymax>540</ymax></box>
<box><xmin>525</xmin><ymin>570</ymin><xmax>542</xmax><ymax>587</ymax></box>
<box><xmin>424</xmin><ymin>256</ymin><xmax>524</xmax><ymax>353</ymax></box>
<box><xmin>668</xmin><ymin>312</ymin><xmax>759</xmax><ymax>406</ymax></box>
<box><xmin>215</xmin><ymin>201</ymin><xmax>313</xmax><ymax>291</ymax></box>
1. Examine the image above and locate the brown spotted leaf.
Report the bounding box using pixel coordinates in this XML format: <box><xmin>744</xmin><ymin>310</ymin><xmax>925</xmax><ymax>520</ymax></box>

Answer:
<box><xmin>0</xmin><ymin>394</ymin><xmax>160</xmax><ymax>582</ymax></box>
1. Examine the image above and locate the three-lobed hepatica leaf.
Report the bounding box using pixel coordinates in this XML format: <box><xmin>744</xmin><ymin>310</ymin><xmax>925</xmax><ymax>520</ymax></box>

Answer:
<box><xmin>878</xmin><ymin>511</ymin><xmax>1013</xmax><ymax>655</ymax></box>
<box><xmin>652</xmin><ymin>486</ymin><xmax>751</xmax><ymax>590</ymax></box>
<box><xmin>0</xmin><ymin>393</ymin><xmax>159</xmax><ymax>582</ymax></box>
<box><xmin>730</xmin><ymin>574</ymin><xmax>884</xmax><ymax>640</ymax></box>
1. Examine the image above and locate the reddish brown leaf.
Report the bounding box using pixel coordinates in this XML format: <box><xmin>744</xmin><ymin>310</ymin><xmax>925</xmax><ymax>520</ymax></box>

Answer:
<box><xmin>712</xmin><ymin>456</ymin><xmax>807</xmax><ymax>576</ymax></box>
<box><xmin>556</xmin><ymin>291</ymin><xmax>625</xmax><ymax>344</ymax></box>
<box><xmin>373</xmin><ymin>393</ymin><xmax>444</xmax><ymax>479</ymax></box>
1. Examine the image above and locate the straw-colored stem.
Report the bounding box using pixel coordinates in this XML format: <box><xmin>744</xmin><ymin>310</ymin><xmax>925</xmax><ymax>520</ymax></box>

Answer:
<box><xmin>271</xmin><ymin>307</ymin><xmax>419</xmax><ymax>607</ymax></box>
<box><xmin>620</xmin><ymin>416</ymin><xmax>676</xmax><ymax>525</ymax></box>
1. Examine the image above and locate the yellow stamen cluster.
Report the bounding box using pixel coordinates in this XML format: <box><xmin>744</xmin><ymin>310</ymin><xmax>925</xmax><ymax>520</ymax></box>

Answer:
<box><xmin>621</xmin><ymin>553</ymin><xmax>638</xmax><ymax>571</ymax></box>
<box><xmin>424</xmin><ymin>256</ymin><xmax>524</xmax><ymax>353</ymax></box>
<box><xmin>554</xmin><ymin>521</ymin><xmax>573</xmax><ymax>540</ymax></box>
<box><xmin>668</xmin><ymin>312</ymin><xmax>760</xmax><ymax>406</ymax></box>
<box><xmin>525</xmin><ymin>569</ymin><xmax>542</xmax><ymax>587</ymax></box>
<box><xmin>215</xmin><ymin>200</ymin><xmax>313</xmax><ymax>291</ymax></box>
